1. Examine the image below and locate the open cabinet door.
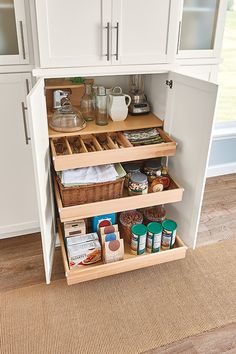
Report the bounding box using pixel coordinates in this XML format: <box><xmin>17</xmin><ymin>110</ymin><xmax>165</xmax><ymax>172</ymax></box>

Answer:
<box><xmin>27</xmin><ymin>78</ymin><xmax>56</xmax><ymax>284</ymax></box>
<box><xmin>164</xmin><ymin>72</ymin><xmax>218</xmax><ymax>248</ymax></box>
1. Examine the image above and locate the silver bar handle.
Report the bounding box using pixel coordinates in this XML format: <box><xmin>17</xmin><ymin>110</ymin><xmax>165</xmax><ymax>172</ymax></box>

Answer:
<box><xmin>176</xmin><ymin>21</ymin><xmax>182</xmax><ymax>54</ymax></box>
<box><xmin>19</xmin><ymin>21</ymin><xmax>26</xmax><ymax>60</ymax></box>
<box><xmin>105</xmin><ymin>22</ymin><xmax>110</xmax><ymax>61</ymax></box>
<box><xmin>21</xmin><ymin>102</ymin><xmax>31</xmax><ymax>145</ymax></box>
<box><xmin>25</xmin><ymin>78</ymin><xmax>30</xmax><ymax>95</ymax></box>
<box><xmin>113</xmin><ymin>22</ymin><xmax>119</xmax><ymax>61</ymax></box>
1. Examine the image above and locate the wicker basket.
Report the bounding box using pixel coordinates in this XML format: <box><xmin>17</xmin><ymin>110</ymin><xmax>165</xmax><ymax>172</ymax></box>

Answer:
<box><xmin>56</xmin><ymin>175</ymin><xmax>125</xmax><ymax>207</ymax></box>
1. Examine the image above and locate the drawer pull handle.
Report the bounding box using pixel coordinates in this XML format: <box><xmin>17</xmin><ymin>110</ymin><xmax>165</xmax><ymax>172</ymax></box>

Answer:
<box><xmin>21</xmin><ymin>102</ymin><xmax>31</xmax><ymax>145</ymax></box>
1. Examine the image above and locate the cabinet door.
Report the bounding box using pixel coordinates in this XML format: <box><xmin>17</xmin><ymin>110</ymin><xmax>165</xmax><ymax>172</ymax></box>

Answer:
<box><xmin>35</xmin><ymin>0</ymin><xmax>111</xmax><ymax>68</ymax></box>
<box><xmin>176</xmin><ymin>65</ymin><xmax>218</xmax><ymax>83</ymax></box>
<box><xmin>177</xmin><ymin>0</ymin><xmax>227</xmax><ymax>58</ymax></box>
<box><xmin>27</xmin><ymin>78</ymin><xmax>56</xmax><ymax>284</ymax></box>
<box><xmin>0</xmin><ymin>73</ymin><xmax>38</xmax><ymax>237</ymax></box>
<box><xmin>164</xmin><ymin>72</ymin><xmax>218</xmax><ymax>248</ymax></box>
<box><xmin>0</xmin><ymin>0</ymin><xmax>29</xmax><ymax>65</ymax></box>
<box><xmin>112</xmin><ymin>0</ymin><xmax>180</xmax><ymax>65</ymax></box>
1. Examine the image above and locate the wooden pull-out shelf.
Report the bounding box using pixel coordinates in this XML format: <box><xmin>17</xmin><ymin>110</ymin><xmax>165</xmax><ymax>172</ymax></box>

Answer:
<box><xmin>51</xmin><ymin>128</ymin><xmax>176</xmax><ymax>171</ymax></box>
<box><xmin>54</xmin><ymin>175</ymin><xmax>183</xmax><ymax>222</ymax></box>
<box><xmin>58</xmin><ymin>221</ymin><xmax>187</xmax><ymax>285</ymax></box>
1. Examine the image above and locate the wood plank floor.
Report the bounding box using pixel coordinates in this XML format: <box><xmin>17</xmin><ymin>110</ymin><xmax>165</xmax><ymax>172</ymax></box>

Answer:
<box><xmin>0</xmin><ymin>174</ymin><xmax>236</xmax><ymax>353</ymax></box>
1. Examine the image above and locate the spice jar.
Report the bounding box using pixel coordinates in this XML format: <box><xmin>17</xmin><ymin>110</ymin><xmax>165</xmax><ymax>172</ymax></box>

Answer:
<box><xmin>142</xmin><ymin>205</ymin><xmax>166</xmax><ymax>225</ymax></box>
<box><xmin>122</xmin><ymin>162</ymin><xmax>142</xmax><ymax>188</ymax></box>
<box><xmin>128</xmin><ymin>172</ymin><xmax>148</xmax><ymax>196</ymax></box>
<box><xmin>119</xmin><ymin>210</ymin><xmax>143</xmax><ymax>244</ymax></box>
<box><xmin>144</xmin><ymin>158</ymin><xmax>162</xmax><ymax>183</ymax></box>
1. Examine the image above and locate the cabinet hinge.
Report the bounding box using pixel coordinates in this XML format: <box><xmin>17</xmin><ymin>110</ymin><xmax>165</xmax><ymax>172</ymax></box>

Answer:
<box><xmin>166</xmin><ymin>80</ymin><xmax>173</xmax><ymax>89</ymax></box>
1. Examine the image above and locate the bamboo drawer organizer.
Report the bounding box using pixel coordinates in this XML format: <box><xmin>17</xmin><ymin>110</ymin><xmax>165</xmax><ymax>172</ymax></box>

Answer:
<box><xmin>45</xmin><ymin>79</ymin><xmax>187</xmax><ymax>285</ymax></box>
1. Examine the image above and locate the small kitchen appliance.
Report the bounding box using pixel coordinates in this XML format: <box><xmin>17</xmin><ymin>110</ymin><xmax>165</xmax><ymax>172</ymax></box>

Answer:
<box><xmin>53</xmin><ymin>89</ymin><xmax>72</xmax><ymax>110</ymax></box>
<box><xmin>128</xmin><ymin>75</ymin><xmax>150</xmax><ymax>115</ymax></box>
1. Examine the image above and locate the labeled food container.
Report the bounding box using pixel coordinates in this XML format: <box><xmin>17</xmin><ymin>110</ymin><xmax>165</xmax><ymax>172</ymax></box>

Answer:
<box><xmin>146</xmin><ymin>222</ymin><xmax>163</xmax><ymax>253</ymax></box>
<box><xmin>150</xmin><ymin>176</ymin><xmax>171</xmax><ymax>193</ymax></box>
<box><xmin>131</xmin><ymin>224</ymin><xmax>147</xmax><ymax>255</ymax></box>
<box><xmin>122</xmin><ymin>162</ymin><xmax>141</xmax><ymax>188</ymax></box>
<box><xmin>142</xmin><ymin>205</ymin><xmax>166</xmax><ymax>225</ymax></box>
<box><xmin>144</xmin><ymin>158</ymin><xmax>162</xmax><ymax>182</ymax></box>
<box><xmin>161</xmin><ymin>219</ymin><xmax>177</xmax><ymax>250</ymax></box>
<box><xmin>128</xmin><ymin>172</ymin><xmax>148</xmax><ymax>196</ymax></box>
<box><xmin>119</xmin><ymin>210</ymin><xmax>143</xmax><ymax>244</ymax></box>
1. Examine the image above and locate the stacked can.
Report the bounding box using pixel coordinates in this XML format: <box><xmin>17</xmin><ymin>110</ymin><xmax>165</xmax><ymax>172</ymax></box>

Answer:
<box><xmin>131</xmin><ymin>224</ymin><xmax>147</xmax><ymax>255</ymax></box>
<box><xmin>146</xmin><ymin>222</ymin><xmax>163</xmax><ymax>253</ymax></box>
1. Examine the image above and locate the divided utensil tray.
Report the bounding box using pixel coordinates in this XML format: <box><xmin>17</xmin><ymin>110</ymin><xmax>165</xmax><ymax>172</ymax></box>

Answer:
<box><xmin>50</xmin><ymin>128</ymin><xmax>177</xmax><ymax>170</ymax></box>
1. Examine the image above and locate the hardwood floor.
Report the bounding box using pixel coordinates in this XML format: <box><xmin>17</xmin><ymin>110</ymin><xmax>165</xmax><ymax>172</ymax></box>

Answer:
<box><xmin>0</xmin><ymin>174</ymin><xmax>236</xmax><ymax>352</ymax></box>
<box><xmin>143</xmin><ymin>323</ymin><xmax>236</xmax><ymax>354</ymax></box>
<box><xmin>197</xmin><ymin>174</ymin><xmax>236</xmax><ymax>247</ymax></box>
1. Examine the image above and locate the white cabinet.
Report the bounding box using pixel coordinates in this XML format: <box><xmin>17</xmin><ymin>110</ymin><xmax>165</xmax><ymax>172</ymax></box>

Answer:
<box><xmin>177</xmin><ymin>0</ymin><xmax>227</xmax><ymax>59</ymax></box>
<box><xmin>35</xmin><ymin>0</ymin><xmax>179</xmax><ymax>68</ymax></box>
<box><xmin>0</xmin><ymin>73</ymin><xmax>38</xmax><ymax>238</ymax></box>
<box><xmin>176</xmin><ymin>65</ymin><xmax>219</xmax><ymax>83</ymax></box>
<box><xmin>27</xmin><ymin>72</ymin><xmax>217</xmax><ymax>283</ymax></box>
<box><xmin>111</xmin><ymin>0</ymin><xmax>179</xmax><ymax>65</ymax></box>
<box><xmin>0</xmin><ymin>0</ymin><xmax>29</xmax><ymax>65</ymax></box>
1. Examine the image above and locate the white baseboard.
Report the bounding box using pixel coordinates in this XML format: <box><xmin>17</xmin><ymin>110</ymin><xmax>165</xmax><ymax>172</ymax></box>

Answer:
<box><xmin>207</xmin><ymin>162</ymin><xmax>236</xmax><ymax>178</ymax></box>
<box><xmin>0</xmin><ymin>221</ymin><xmax>40</xmax><ymax>239</ymax></box>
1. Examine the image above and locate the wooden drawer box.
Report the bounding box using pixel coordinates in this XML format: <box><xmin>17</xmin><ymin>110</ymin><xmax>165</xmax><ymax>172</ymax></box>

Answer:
<box><xmin>58</xmin><ymin>222</ymin><xmax>187</xmax><ymax>285</ymax></box>
<box><xmin>54</xmin><ymin>175</ymin><xmax>184</xmax><ymax>222</ymax></box>
<box><xmin>50</xmin><ymin>128</ymin><xmax>176</xmax><ymax>171</ymax></box>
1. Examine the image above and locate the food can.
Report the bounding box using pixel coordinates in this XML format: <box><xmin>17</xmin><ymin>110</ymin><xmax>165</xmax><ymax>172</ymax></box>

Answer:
<box><xmin>131</xmin><ymin>224</ymin><xmax>147</xmax><ymax>255</ymax></box>
<box><xmin>146</xmin><ymin>222</ymin><xmax>163</xmax><ymax>253</ymax></box>
<box><xmin>161</xmin><ymin>219</ymin><xmax>177</xmax><ymax>250</ymax></box>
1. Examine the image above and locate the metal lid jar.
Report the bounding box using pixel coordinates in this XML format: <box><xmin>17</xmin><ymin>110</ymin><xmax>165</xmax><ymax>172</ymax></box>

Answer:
<box><xmin>128</xmin><ymin>172</ymin><xmax>148</xmax><ymax>196</ymax></box>
<box><xmin>123</xmin><ymin>162</ymin><xmax>142</xmax><ymax>188</ymax></box>
<box><xmin>144</xmin><ymin>158</ymin><xmax>162</xmax><ymax>182</ymax></box>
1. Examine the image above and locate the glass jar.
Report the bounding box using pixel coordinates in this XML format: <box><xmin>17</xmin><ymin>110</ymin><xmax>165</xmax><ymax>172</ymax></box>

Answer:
<box><xmin>144</xmin><ymin>158</ymin><xmax>162</xmax><ymax>183</ymax></box>
<box><xmin>142</xmin><ymin>205</ymin><xmax>166</xmax><ymax>225</ymax></box>
<box><xmin>128</xmin><ymin>172</ymin><xmax>148</xmax><ymax>196</ymax></box>
<box><xmin>122</xmin><ymin>162</ymin><xmax>142</xmax><ymax>188</ymax></box>
<box><xmin>119</xmin><ymin>210</ymin><xmax>143</xmax><ymax>245</ymax></box>
<box><xmin>80</xmin><ymin>83</ymin><xmax>95</xmax><ymax>121</ymax></box>
<box><xmin>96</xmin><ymin>86</ymin><xmax>108</xmax><ymax>126</ymax></box>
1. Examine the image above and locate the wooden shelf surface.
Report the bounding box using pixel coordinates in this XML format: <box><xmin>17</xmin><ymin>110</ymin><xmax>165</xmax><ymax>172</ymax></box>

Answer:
<box><xmin>45</xmin><ymin>79</ymin><xmax>85</xmax><ymax>90</ymax></box>
<box><xmin>58</xmin><ymin>221</ymin><xmax>187</xmax><ymax>285</ymax></box>
<box><xmin>54</xmin><ymin>175</ymin><xmax>183</xmax><ymax>222</ymax></box>
<box><xmin>48</xmin><ymin>113</ymin><xmax>164</xmax><ymax>138</ymax></box>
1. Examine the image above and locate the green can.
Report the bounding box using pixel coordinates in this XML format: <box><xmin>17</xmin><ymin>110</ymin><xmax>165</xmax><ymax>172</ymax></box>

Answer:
<box><xmin>161</xmin><ymin>219</ymin><xmax>177</xmax><ymax>250</ymax></box>
<box><xmin>131</xmin><ymin>224</ymin><xmax>147</xmax><ymax>255</ymax></box>
<box><xmin>147</xmin><ymin>222</ymin><xmax>163</xmax><ymax>253</ymax></box>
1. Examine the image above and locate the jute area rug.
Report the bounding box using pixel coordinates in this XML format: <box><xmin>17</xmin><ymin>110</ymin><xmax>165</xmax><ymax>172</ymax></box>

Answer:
<box><xmin>1</xmin><ymin>239</ymin><xmax>236</xmax><ymax>354</ymax></box>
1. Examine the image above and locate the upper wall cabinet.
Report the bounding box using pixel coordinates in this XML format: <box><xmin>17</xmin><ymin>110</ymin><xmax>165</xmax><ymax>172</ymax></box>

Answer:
<box><xmin>177</xmin><ymin>0</ymin><xmax>227</xmax><ymax>59</ymax></box>
<box><xmin>0</xmin><ymin>0</ymin><xmax>29</xmax><ymax>65</ymax></box>
<box><xmin>35</xmin><ymin>0</ymin><xmax>179</xmax><ymax>68</ymax></box>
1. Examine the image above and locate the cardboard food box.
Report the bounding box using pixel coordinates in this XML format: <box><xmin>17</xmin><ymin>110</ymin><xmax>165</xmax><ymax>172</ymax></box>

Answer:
<box><xmin>100</xmin><ymin>224</ymin><xmax>119</xmax><ymax>236</ymax></box>
<box><xmin>104</xmin><ymin>239</ymin><xmax>124</xmax><ymax>264</ymax></box>
<box><xmin>67</xmin><ymin>240</ymin><xmax>101</xmax><ymax>269</ymax></box>
<box><xmin>64</xmin><ymin>219</ymin><xmax>86</xmax><ymax>238</ymax></box>
<box><xmin>66</xmin><ymin>233</ymin><xmax>99</xmax><ymax>247</ymax></box>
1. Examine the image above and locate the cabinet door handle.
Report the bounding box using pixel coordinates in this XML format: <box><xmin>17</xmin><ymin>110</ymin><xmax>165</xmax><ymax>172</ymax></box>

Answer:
<box><xmin>19</xmin><ymin>21</ymin><xmax>26</xmax><ymax>60</ymax></box>
<box><xmin>21</xmin><ymin>102</ymin><xmax>31</xmax><ymax>145</ymax></box>
<box><xmin>25</xmin><ymin>78</ymin><xmax>30</xmax><ymax>95</ymax></box>
<box><xmin>105</xmin><ymin>22</ymin><xmax>110</xmax><ymax>61</ymax></box>
<box><xmin>113</xmin><ymin>22</ymin><xmax>119</xmax><ymax>61</ymax></box>
<box><xmin>176</xmin><ymin>21</ymin><xmax>182</xmax><ymax>54</ymax></box>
